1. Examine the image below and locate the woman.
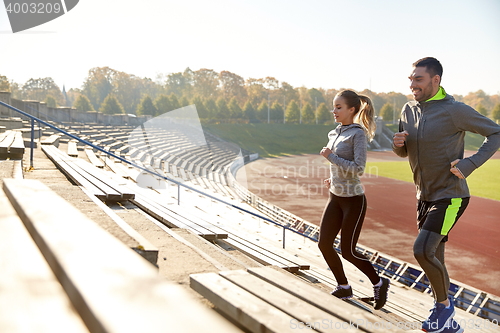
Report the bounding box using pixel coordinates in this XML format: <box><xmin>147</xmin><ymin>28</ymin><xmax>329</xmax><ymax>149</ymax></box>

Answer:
<box><xmin>319</xmin><ymin>89</ymin><xmax>389</xmax><ymax>310</ymax></box>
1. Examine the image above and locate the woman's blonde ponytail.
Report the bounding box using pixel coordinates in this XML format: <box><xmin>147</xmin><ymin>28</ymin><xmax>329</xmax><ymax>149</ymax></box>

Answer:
<box><xmin>357</xmin><ymin>95</ymin><xmax>376</xmax><ymax>141</ymax></box>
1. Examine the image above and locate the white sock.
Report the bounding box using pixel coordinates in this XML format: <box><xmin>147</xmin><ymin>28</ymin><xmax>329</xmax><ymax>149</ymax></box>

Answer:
<box><xmin>339</xmin><ymin>284</ymin><xmax>350</xmax><ymax>289</ymax></box>
<box><xmin>374</xmin><ymin>278</ymin><xmax>383</xmax><ymax>287</ymax></box>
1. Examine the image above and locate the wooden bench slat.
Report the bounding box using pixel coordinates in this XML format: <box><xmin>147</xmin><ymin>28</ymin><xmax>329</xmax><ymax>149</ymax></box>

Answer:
<box><xmin>0</xmin><ymin>131</ymin><xmax>23</xmax><ymax>158</ymax></box>
<box><xmin>220</xmin><ymin>270</ymin><xmax>362</xmax><ymax>333</ymax></box>
<box><xmin>131</xmin><ymin>195</ymin><xmax>224</xmax><ymax>240</ymax></box>
<box><xmin>3</xmin><ymin>179</ymin><xmax>237</xmax><ymax>333</ymax></box>
<box><xmin>71</xmin><ymin>158</ymin><xmax>134</xmax><ymax>200</ymax></box>
<box><xmin>0</xmin><ymin>131</ymin><xmax>15</xmax><ymax>151</ymax></box>
<box><xmin>159</xmin><ymin>202</ymin><xmax>230</xmax><ymax>239</ymax></box>
<box><xmin>40</xmin><ymin>134</ymin><xmax>61</xmax><ymax>147</ymax></box>
<box><xmin>223</xmin><ymin>237</ymin><xmax>299</xmax><ymax>272</ymax></box>
<box><xmin>65</xmin><ymin>160</ymin><xmax>122</xmax><ymax>200</ymax></box>
<box><xmin>42</xmin><ymin>145</ymin><xmax>127</xmax><ymax>201</ymax></box>
<box><xmin>185</xmin><ymin>206</ymin><xmax>310</xmax><ymax>270</ymax></box>
<box><xmin>0</xmin><ymin>189</ymin><xmax>89</xmax><ymax>333</ymax></box>
<box><xmin>42</xmin><ymin>145</ymin><xmax>107</xmax><ymax>199</ymax></box>
<box><xmin>68</xmin><ymin>140</ymin><xmax>78</xmax><ymax>157</ymax></box>
<box><xmin>248</xmin><ymin>267</ymin><xmax>403</xmax><ymax>333</ymax></box>
<box><xmin>85</xmin><ymin>148</ymin><xmax>105</xmax><ymax>168</ymax></box>
<box><xmin>227</xmin><ymin>231</ymin><xmax>309</xmax><ymax>271</ymax></box>
<box><xmin>190</xmin><ymin>272</ymin><xmax>298</xmax><ymax>333</ymax></box>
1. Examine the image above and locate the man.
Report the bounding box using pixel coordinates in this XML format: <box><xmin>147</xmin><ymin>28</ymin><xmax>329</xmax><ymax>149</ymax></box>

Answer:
<box><xmin>393</xmin><ymin>57</ymin><xmax>500</xmax><ymax>333</ymax></box>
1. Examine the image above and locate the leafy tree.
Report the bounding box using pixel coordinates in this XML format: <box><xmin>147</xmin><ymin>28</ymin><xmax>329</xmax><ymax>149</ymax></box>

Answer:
<box><xmin>317</xmin><ymin>103</ymin><xmax>331</xmax><ymax>124</ymax></box>
<box><xmin>191</xmin><ymin>96</ymin><xmax>208</xmax><ymax>119</ymax></box>
<box><xmin>73</xmin><ymin>94</ymin><xmax>94</xmax><ymax>112</ymax></box>
<box><xmin>476</xmin><ymin>102</ymin><xmax>488</xmax><ymax>116</ymax></box>
<box><xmin>99</xmin><ymin>94</ymin><xmax>124</xmax><ymax>115</ymax></box>
<box><xmin>0</xmin><ymin>75</ymin><xmax>10</xmax><ymax>91</ymax></box>
<box><xmin>324</xmin><ymin>89</ymin><xmax>339</xmax><ymax>109</ymax></box>
<box><xmin>180</xmin><ymin>96</ymin><xmax>190</xmax><ymax>107</ymax></box>
<box><xmin>243</xmin><ymin>100</ymin><xmax>256</xmax><ymax>120</ymax></box>
<box><xmin>228</xmin><ymin>97</ymin><xmax>243</xmax><ymax>119</ymax></box>
<box><xmin>257</xmin><ymin>99</ymin><xmax>269</xmax><ymax>122</ymax></box>
<box><xmin>308</xmin><ymin>88</ymin><xmax>326</xmax><ymax>105</ymax></box>
<box><xmin>285</xmin><ymin>100</ymin><xmax>300</xmax><ymax>123</ymax></box>
<box><xmin>463</xmin><ymin>90</ymin><xmax>493</xmax><ymax>111</ymax></box>
<box><xmin>383</xmin><ymin>92</ymin><xmax>409</xmax><ymax>115</ymax></box>
<box><xmin>246</xmin><ymin>78</ymin><xmax>267</xmax><ymax>106</ymax></box>
<box><xmin>154</xmin><ymin>94</ymin><xmax>172</xmax><ymax>114</ymax></box>
<box><xmin>301</xmin><ymin>102</ymin><xmax>315</xmax><ymax>124</ymax></box>
<box><xmin>82</xmin><ymin>67</ymin><xmax>116</xmax><ymax>111</ymax></box>
<box><xmin>82</xmin><ymin>66</ymin><xmax>163</xmax><ymax>115</ymax></box>
<box><xmin>165</xmin><ymin>70</ymin><xmax>191</xmax><ymax>97</ymax></box>
<box><xmin>264</xmin><ymin>77</ymin><xmax>279</xmax><ymax>91</ymax></box>
<box><xmin>9</xmin><ymin>81</ymin><xmax>21</xmax><ymax>99</ymax></box>
<box><xmin>22</xmin><ymin>77</ymin><xmax>64</xmax><ymax>104</ymax></box>
<box><xmin>492</xmin><ymin>103</ymin><xmax>500</xmax><ymax>123</ymax></box>
<box><xmin>220</xmin><ymin>71</ymin><xmax>246</xmax><ymax>101</ymax></box>
<box><xmin>65</xmin><ymin>88</ymin><xmax>81</xmax><ymax>107</ymax></box>
<box><xmin>270</xmin><ymin>100</ymin><xmax>283</xmax><ymax>122</ymax></box>
<box><xmin>142</xmin><ymin>77</ymin><xmax>164</xmax><ymax>102</ymax></box>
<box><xmin>280</xmin><ymin>82</ymin><xmax>299</xmax><ymax>104</ymax></box>
<box><xmin>204</xmin><ymin>98</ymin><xmax>217</xmax><ymax>119</ymax></box>
<box><xmin>193</xmin><ymin>68</ymin><xmax>219</xmax><ymax>98</ymax></box>
<box><xmin>170</xmin><ymin>93</ymin><xmax>181</xmax><ymax>111</ymax></box>
<box><xmin>380</xmin><ymin>102</ymin><xmax>394</xmax><ymax>121</ymax></box>
<box><xmin>44</xmin><ymin>95</ymin><xmax>57</xmax><ymax>108</ymax></box>
<box><xmin>137</xmin><ymin>95</ymin><xmax>157</xmax><ymax>116</ymax></box>
<box><xmin>216</xmin><ymin>97</ymin><xmax>230</xmax><ymax>120</ymax></box>
<box><xmin>113</xmin><ymin>71</ymin><xmax>143</xmax><ymax>114</ymax></box>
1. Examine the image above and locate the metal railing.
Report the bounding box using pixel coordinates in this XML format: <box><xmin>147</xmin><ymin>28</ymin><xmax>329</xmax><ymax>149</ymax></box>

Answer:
<box><xmin>0</xmin><ymin>100</ymin><xmax>317</xmax><ymax>248</ymax></box>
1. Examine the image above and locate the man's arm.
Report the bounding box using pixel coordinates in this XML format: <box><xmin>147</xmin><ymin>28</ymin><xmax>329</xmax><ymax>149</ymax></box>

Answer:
<box><xmin>393</xmin><ymin>117</ymin><xmax>409</xmax><ymax>158</ymax></box>
<box><xmin>453</xmin><ymin>104</ymin><xmax>500</xmax><ymax>178</ymax></box>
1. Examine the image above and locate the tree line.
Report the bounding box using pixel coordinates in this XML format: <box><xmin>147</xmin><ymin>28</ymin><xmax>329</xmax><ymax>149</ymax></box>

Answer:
<box><xmin>1</xmin><ymin>69</ymin><xmax>499</xmax><ymax>124</ymax></box>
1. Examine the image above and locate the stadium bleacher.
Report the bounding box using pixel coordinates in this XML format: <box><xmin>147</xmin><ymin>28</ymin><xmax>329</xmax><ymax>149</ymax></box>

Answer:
<box><xmin>1</xmin><ymin>97</ymin><xmax>499</xmax><ymax>332</ymax></box>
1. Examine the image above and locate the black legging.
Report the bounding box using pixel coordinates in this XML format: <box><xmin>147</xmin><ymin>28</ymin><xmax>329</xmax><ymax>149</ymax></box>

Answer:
<box><xmin>413</xmin><ymin>230</ymin><xmax>449</xmax><ymax>302</ymax></box>
<box><xmin>318</xmin><ymin>192</ymin><xmax>380</xmax><ymax>285</ymax></box>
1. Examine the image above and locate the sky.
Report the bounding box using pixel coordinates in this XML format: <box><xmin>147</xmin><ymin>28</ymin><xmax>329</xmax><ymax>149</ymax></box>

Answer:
<box><xmin>0</xmin><ymin>0</ymin><xmax>499</xmax><ymax>97</ymax></box>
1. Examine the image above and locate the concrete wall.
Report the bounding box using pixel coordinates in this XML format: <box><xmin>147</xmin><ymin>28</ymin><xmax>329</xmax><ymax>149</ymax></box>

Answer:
<box><xmin>0</xmin><ymin>91</ymin><xmax>12</xmax><ymax>117</ymax></box>
<box><xmin>0</xmin><ymin>91</ymin><xmax>150</xmax><ymax>127</ymax></box>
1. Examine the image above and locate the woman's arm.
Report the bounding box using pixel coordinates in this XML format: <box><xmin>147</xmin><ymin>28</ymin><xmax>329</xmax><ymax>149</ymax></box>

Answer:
<box><xmin>322</xmin><ymin>130</ymin><xmax>367</xmax><ymax>177</ymax></box>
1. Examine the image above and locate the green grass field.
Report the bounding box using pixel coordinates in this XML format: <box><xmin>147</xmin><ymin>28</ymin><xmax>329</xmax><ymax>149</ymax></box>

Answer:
<box><xmin>366</xmin><ymin>159</ymin><xmax>500</xmax><ymax>201</ymax></box>
<box><xmin>203</xmin><ymin>123</ymin><xmax>333</xmax><ymax>157</ymax></box>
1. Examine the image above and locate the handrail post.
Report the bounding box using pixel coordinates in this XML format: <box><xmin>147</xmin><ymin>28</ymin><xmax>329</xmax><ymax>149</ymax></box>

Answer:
<box><xmin>177</xmin><ymin>184</ymin><xmax>180</xmax><ymax>205</ymax></box>
<box><xmin>30</xmin><ymin>118</ymin><xmax>34</xmax><ymax>168</ymax></box>
<box><xmin>283</xmin><ymin>226</ymin><xmax>285</xmax><ymax>249</ymax></box>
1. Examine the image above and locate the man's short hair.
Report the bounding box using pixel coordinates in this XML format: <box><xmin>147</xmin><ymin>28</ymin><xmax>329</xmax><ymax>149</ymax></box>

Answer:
<box><xmin>413</xmin><ymin>57</ymin><xmax>443</xmax><ymax>80</ymax></box>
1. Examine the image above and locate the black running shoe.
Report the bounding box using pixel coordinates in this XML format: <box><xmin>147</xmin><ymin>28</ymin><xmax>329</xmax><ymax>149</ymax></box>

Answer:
<box><xmin>373</xmin><ymin>278</ymin><xmax>390</xmax><ymax>310</ymax></box>
<box><xmin>331</xmin><ymin>285</ymin><xmax>353</xmax><ymax>300</ymax></box>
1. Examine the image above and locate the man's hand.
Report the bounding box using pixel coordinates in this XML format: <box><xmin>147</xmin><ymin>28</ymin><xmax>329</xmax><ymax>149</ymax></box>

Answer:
<box><xmin>323</xmin><ymin>178</ymin><xmax>331</xmax><ymax>189</ymax></box>
<box><xmin>320</xmin><ymin>147</ymin><xmax>333</xmax><ymax>158</ymax></box>
<box><xmin>450</xmin><ymin>159</ymin><xmax>465</xmax><ymax>179</ymax></box>
<box><xmin>393</xmin><ymin>130</ymin><xmax>409</xmax><ymax>147</ymax></box>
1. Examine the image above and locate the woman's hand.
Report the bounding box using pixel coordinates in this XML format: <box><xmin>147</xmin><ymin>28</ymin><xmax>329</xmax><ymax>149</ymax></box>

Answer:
<box><xmin>320</xmin><ymin>147</ymin><xmax>333</xmax><ymax>158</ymax></box>
<box><xmin>323</xmin><ymin>178</ymin><xmax>331</xmax><ymax>189</ymax></box>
